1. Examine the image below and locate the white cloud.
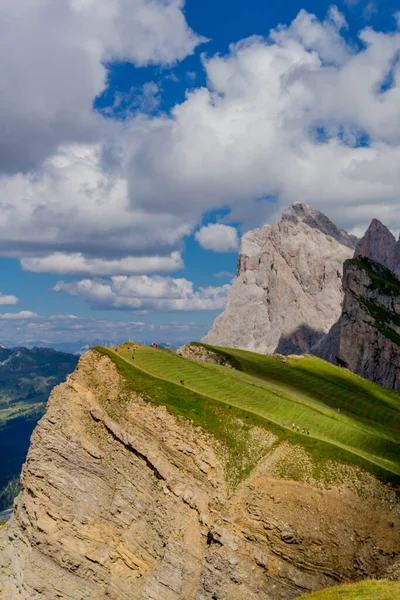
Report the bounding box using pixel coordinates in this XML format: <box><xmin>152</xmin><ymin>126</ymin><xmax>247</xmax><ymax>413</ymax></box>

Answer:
<box><xmin>0</xmin><ymin>293</ymin><xmax>18</xmax><ymax>305</ymax></box>
<box><xmin>21</xmin><ymin>251</ymin><xmax>183</xmax><ymax>276</ymax></box>
<box><xmin>270</xmin><ymin>6</ymin><xmax>349</xmax><ymax>66</ymax></box>
<box><xmin>2</xmin><ymin>6</ymin><xmax>400</xmax><ymax>280</ymax></box>
<box><xmin>0</xmin><ymin>144</ymin><xmax>191</xmax><ymax>270</ymax></box>
<box><xmin>54</xmin><ymin>275</ymin><xmax>231</xmax><ymax>312</ymax></box>
<box><xmin>115</xmin><ymin>5</ymin><xmax>400</xmax><ymax>234</ymax></box>
<box><xmin>0</xmin><ymin>311</ymin><xmax>38</xmax><ymax>319</ymax></box>
<box><xmin>195</xmin><ymin>224</ymin><xmax>239</xmax><ymax>252</ymax></box>
<box><xmin>0</xmin><ymin>0</ymin><xmax>205</xmax><ymax>174</ymax></box>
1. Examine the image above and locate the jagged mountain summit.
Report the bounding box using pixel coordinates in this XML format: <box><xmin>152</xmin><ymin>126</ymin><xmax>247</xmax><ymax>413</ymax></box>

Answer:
<box><xmin>314</xmin><ymin>219</ymin><xmax>400</xmax><ymax>391</ymax></box>
<box><xmin>355</xmin><ymin>218</ymin><xmax>400</xmax><ymax>275</ymax></box>
<box><xmin>203</xmin><ymin>203</ymin><xmax>357</xmax><ymax>355</ymax></box>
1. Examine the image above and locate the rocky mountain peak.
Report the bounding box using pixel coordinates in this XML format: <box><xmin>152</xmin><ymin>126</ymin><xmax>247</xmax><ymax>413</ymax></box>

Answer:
<box><xmin>204</xmin><ymin>204</ymin><xmax>357</xmax><ymax>355</ymax></box>
<box><xmin>355</xmin><ymin>218</ymin><xmax>400</xmax><ymax>275</ymax></box>
<box><xmin>280</xmin><ymin>203</ymin><xmax>357</xmax><ymax>250</ymax></box>
<box><xmin>280</xmin><ymin>202</ymin><xmax>323</xmax><ymax>225</ymax></box>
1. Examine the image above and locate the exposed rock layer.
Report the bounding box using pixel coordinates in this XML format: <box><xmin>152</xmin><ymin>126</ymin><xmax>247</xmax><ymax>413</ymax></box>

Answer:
<box><xmin>177</xmin><ymin>343</ymin><xmax>232</xmax><ymax>366</ymax></box>
<box><xmin>203</xmin><ymin>203</ymin><xmax>357</xmax><ymax>355</ymax></box>
<box><xmin>1</xmin><ymin>351</ymin><xmax>400</xmax><ymax>599</ymax></box>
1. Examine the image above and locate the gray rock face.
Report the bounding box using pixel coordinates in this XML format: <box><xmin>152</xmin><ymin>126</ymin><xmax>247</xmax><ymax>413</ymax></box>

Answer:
<box><xmin>203</xmin><ymin>203</ymin><xmax>357</xmax><ymax>355</ymax></box>
<box><xmin>355</xmin><ymin>218</ymin><xmax>400</xmax><ymax>276</ymax></box>
<box><xmin>314</xmin><ymin>220</ymin><xmax>400</xmax><ymax>391</ymax></box>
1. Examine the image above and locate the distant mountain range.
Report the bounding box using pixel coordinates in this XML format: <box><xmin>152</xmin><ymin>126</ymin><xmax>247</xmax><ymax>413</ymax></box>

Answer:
<box><xmin>0</xmin><ymin>340</ymin><xmax>184</xmax><ymax>356</ymax></box>
<box><xmin>0</xmin><ymin>340</ymin><xmax>100</xmax><ymax>356</ymax></box>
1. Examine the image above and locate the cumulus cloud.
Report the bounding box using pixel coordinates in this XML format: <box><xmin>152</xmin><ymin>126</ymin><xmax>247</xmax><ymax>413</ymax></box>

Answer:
<box><xmin>21</xmin><ymin>251</ymin><xmax>183</xmax><ymax>276</ymax></box>
<box><xmin>115</xmin><ymin>6</ymin><xmax>400</xmax><ymax>235</ymax></box>
<box><xmin>0</xmin><ymin>292</ymin><xmax>18</xmax><ymax>305</ymax></box>
<box><xmin>0</xmin><ymin>145</ymin><xmax>191</xmax><ymax>270</ymax></box>
<box><xmin>2</xmin><ymin>6</ymin><xmax>400</xmax><ymax>280</ymax></box>
<box><xmin>0</xmin><ymin>311</ymin><xmax>38</xmax><ymax>319</ymax></box>
<box><xmin>54</xmin><ymin>275</ymin><xmax>231</xmax><ymax>312</ymax></box>
<box><xmin>0</xmin><ymin>0</ymin><xmax>205</xmax><ymax>174</ymax></box>
<box><xmin>195</xmin><ymin>224</ymin><xmax>239</xmax><ymax>252</ymax></box>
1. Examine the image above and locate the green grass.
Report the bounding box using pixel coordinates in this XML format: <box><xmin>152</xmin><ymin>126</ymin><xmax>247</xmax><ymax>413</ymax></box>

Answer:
<box><xmin>299</xmin><ymin>580</ymin><xmax>400</xmax><ymax>599</ymax></box>
<box><xmin>96</xmin><ymin>342</ymin><xmax>400</xmax><ymax>486</ymax></box>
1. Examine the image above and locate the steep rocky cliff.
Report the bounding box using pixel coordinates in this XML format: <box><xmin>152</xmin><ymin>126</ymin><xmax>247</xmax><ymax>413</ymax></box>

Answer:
<box><xmin>314</xmin><ymin>220</ymin><xmax>400</xmax><ymax>391</ymax></box>
<box><xmin>203</xmin><ymin>203</ymin><xmax>357</xmax><ymax>355</ymax></box>
<box><xmin>1</xmin><ymin>350</ymin><xmax>400</xmax><ymax>599</ymax></box>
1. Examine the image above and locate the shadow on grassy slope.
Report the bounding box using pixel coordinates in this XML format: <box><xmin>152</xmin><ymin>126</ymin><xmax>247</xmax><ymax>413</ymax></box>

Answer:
<box><xmin>96</xmin><ymin>345</ymin><xmax>400</xmax><ymax>487</ymax></box>
<box><xmin>202</xmin><ymin>345</ymin><xmax>400</xmax><ymax>442</ymax></box>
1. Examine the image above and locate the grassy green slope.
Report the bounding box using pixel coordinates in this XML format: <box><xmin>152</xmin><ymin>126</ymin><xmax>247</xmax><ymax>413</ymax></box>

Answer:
<box><xmin>299</xmin><ymin>580</ymin><xmax>400</xmax><ymax>599</ymax></box>
<box><xmin>97</xmin><ymin>343</ymin><xmax>400</xmax><ymax>484</ymax></box>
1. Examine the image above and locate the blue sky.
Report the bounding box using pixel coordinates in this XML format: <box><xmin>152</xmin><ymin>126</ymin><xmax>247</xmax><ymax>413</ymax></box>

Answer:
<box><xmin>0</xmin><ymin>0</ymin><xmax>400</xmax><ymax>349</ymax></box>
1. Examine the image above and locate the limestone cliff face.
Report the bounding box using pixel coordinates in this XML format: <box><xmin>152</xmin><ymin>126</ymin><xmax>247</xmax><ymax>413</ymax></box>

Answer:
<box><xmin>313</xmin><ymin>256</ymin><xmax>400</xmax><ymax>391</ymax></box>
<box><xmin>314</xmin><ymin>219</ymin><xmax>400</xmax><ymax>391</ymax></box>
<box><xmin>203</xmin><ymin>203</ymin><xmax>357</xmax><ymax>355</ymax></box>
<box><xmin>1</xmin><ymin>351</ymin><xmax>400</xmax><ymax>599</ymax></box>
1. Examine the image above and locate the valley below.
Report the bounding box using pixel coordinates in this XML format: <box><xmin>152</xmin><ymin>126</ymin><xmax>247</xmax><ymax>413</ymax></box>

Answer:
<box><xmin>0</xmin><ymin>347</ymin><xmax>78</xmax><ymax>511</ymax></box>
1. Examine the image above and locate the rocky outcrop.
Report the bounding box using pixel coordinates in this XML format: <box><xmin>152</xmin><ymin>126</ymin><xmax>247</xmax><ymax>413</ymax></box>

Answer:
<box><xmin>1</xmin><ymin>351</ymin><xmax>400</xmax><ymax>599</ymax></box>
<box><xmin>203</xmin><ymin>203</ymin><xmax>357</xmax><ymax>355</ymax></box>
<box><xmin>314</xmin><ymin>219</ymin><xmax>400</xmax><ymax>391</ymax></box>
<box><xmin>177</xmin><ymin>343</ymin><xmax>232</xmax><ymax>367</ymax></box>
